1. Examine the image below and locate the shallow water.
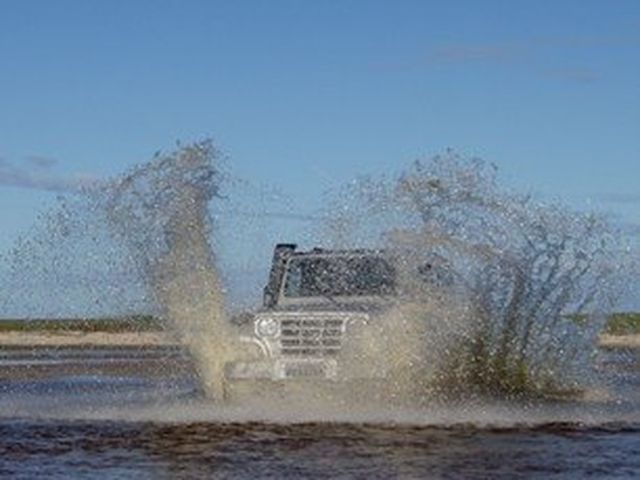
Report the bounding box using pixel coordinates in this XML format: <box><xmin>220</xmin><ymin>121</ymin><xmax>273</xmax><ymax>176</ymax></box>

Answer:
<box><xmin>1</xmin><ymin>419</ymin><xmax>639</xmax><ymax>479</ymax></box>
<box><xmin>0</xmin><ymin>346</ymin><xmax>638</xmax><ymax>479</ymax></box>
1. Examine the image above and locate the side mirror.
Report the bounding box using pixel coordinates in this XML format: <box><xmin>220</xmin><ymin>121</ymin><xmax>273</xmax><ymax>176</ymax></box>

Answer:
<box><xmin>230</xmin><ymin>311</ymin><xmax>254</xmax><ymax>326</ymax></box>
<box><xmin>263</xmin><ymin>289</ymin><xmax>274</xmax><ymax>308</ymax></box>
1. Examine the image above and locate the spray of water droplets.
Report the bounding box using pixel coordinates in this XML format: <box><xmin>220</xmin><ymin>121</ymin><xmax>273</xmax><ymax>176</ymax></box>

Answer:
<box><xmin>0</xmin><ymin>145</ymin><xmax>634</xmax><ymax>405</ymax></box>
<box><xmin>325</xmin><ymin>153</ymin><xmax>630</xmax><ymax>398</ymax></box>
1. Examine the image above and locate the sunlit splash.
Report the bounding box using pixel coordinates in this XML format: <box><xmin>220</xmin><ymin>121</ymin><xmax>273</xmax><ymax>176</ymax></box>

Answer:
<box><xmin>95</xmin><ymin>141</ymin><xmax>236</xmax><ymax>400</ymax></box>
<box><xmin>327</xmin><ymin>153</ymin><xmax>629</xmax><ymax>399</ymax></box>
<box><xmin>0</xmin><ymin>144</ymin><xmax>635</xmax><ymax>421</ymax></box>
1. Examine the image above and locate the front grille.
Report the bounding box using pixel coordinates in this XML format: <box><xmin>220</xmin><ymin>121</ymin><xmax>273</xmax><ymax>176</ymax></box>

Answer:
<box><xmin>279</xmin><ymin>316</ymin><xmax>345</xmax><ymax>356</ymax></box>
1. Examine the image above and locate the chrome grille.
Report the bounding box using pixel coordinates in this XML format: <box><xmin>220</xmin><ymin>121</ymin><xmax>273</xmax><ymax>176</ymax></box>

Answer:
<box><xmin>279</xmin><ymin>317</ymin><xmax>344</xmax><ymax>356</ymax></box>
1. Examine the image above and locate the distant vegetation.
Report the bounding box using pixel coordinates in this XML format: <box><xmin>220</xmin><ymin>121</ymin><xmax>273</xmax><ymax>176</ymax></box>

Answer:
<box><xmin>0</xmin><ymin>315</ymin><xmax>163</xmax><ymax>333</ymax></box>
<box><xmin>604</xmin><ymin>313</ymin><xmax>640</xmax><ymax>335</ymax></box>
<box><xmin>0</xmin><ymin>313</ymin><xmax>638</xmax><ymax>334</ymax></box>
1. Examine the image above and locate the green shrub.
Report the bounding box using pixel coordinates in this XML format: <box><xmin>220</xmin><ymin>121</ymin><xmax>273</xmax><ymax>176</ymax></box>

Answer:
<box><xmin>0</xmin><ymin>315</ymin><xmax>163</xmax><ymax>333</ymax></box>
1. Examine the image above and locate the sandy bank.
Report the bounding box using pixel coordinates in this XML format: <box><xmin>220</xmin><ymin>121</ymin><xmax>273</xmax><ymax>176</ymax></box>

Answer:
<box><xmin>598</xmin><ymin>334</ymin><xmax>640</xmax><ymax>349</ymax></box>
<box><xmin>0</xmin><ymin>331</ymin><xmax>179</xmax><ymax>347</ymax></box>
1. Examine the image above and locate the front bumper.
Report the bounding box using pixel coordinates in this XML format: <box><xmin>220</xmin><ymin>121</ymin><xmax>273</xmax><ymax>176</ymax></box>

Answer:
<box><xmin>225</xmin><ymin>358</ymin><xmax>338</xmax><ymax>381</ymax></box>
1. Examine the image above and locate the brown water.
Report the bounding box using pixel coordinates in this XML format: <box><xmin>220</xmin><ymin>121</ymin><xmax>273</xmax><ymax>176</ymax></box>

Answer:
<box><xmin>1</xmin><ymin>420</ymin><xmax>639</xmax><ymax>479</ymax></box>
<box><xmin>0</xmin><ymin>345</ymin><xmax>638</xmax><ymax>479</ymax></box>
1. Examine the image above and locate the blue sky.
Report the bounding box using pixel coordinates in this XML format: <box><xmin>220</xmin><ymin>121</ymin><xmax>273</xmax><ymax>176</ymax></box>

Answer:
<box><xmin>1</xmin><ymin>1</ymin><xmax>639</xmax><ymax>308</ymax></box>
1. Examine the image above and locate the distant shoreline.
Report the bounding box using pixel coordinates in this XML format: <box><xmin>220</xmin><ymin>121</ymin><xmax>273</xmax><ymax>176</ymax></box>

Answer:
<box><xmin>0</xmin><ymin>316</ymin><xmax>162</xmax><ymax>333</ymax></box>
<box><xmin>0</xmin><ymin>314</ymin><xmax>638</xmax><ymax>349</ymax></box>
<box><xmin>1</xmin><ymin>312</ymin><xmax>638</xmax><ymax>335</ymax></box>
<box><xmin>0</xmin><ymin>330</ymin><xmax>638</xmax><ymax>349</ymax></box>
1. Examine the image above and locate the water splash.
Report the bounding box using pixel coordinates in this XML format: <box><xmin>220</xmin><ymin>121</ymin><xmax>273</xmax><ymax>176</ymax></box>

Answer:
<box><xmin>0</xmin><ymin>144</ymin><xmax>634</xmax><ymax>408</ymax></box>
<box><xmin>0</xmin><ymin>141</ymin><xmax>236</xmax><ymax>400</ymax></box>
<box><xmin>95</xmin><ymin>141</ymin><xmax>235</xmax><ymax>399</ymax></box>
<box><xmin>0</xmin><ymin>193</ymin><xmax>149</xmax><ymax>319</ymax></box>
<box><xmin>327</xmin><ymin>153</ymin><xmax>628</xmax><ymax>398</ymax></box>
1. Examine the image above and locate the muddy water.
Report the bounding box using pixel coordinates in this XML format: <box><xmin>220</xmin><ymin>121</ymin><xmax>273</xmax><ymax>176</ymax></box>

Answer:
<box><xmin>1</xmin><ymin>420</ymin><xmax>638</xmax><ymax>479</ymax></box>
<box><xmin>0</xmin><ymin>345</ymin><xmax>638</xmax><ymax>479</ymax></box>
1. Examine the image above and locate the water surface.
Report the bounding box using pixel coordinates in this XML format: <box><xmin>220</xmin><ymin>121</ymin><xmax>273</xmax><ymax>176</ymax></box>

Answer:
<box><xmin>0</xmin><ymin>345</ymin><xmax>638</xmax><ymax>479</ymax></box>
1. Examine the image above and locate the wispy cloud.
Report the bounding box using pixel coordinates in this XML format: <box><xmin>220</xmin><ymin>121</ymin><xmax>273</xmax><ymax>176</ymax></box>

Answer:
<box><xmin>0</xmin><ymin>157</ymin><xmax>98</xmax><ymax>193</ymax></box>
<box><xmin>543</xmin><ymin>67</ymin><xmax>600</xmax><ymax>84</ymax></box>
<box><xmin>376</xmin><ymin>42</ymin><xmax>523</xmax><ymax>72</ymax></box>
<box><xmin>621</xmin><ymin>222</ymin><xmax>640</xmax><ymax>235</ymax></box>
<box><xmin>424</xmin><ymin>44</ymin><xmax>518</xmax><ymax>65</ymax></box>
<box><xmin>595</xmin><ymin>192</ymin><xmax>640</xmax><ymax>204</ymax></box>
<box><xmin>24</xmin><ymin>155</ymin><xmax>58</xmax><ymax>169</ymax></box>
<box><xmin>381</xmin><ymin>31</ymin><xmax>640</xmax><ymax>83</ymax></box>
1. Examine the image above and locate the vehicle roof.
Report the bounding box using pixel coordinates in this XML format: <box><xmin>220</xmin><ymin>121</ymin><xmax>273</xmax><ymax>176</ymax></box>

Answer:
<box><xmin>289</xmin><ymin>247</ymin><xmax>386</xmax><ymax>257</ymax></box>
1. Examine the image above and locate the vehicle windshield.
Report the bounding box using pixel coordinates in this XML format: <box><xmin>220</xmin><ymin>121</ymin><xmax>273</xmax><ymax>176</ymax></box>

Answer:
<box><xmin>283</xmin><ymin>255</ymin><xmax>396</xmax><ymax>297</ymax></box>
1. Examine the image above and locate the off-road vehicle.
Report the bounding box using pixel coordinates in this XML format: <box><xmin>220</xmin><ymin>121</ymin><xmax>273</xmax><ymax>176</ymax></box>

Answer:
<box><xmin>225</xmin><ymin>243</ymin><xmax>402</xmax><ymax>383</ymax></box>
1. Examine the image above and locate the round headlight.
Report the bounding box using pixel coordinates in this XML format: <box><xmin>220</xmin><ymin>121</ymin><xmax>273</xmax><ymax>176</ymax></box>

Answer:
<box><xmin>256</xmin><ymin>317</ymin><xmax>279</xmax><ymax>337</ymax></box>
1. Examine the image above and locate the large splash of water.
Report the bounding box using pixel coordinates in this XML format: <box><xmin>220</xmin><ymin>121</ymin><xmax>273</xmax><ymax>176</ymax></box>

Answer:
<box><xmin>326</xmin><ymin>153</ymin><xmax>629</xmax><ymax>398</ymax></box>
<box><xmin>0</xmin><ymin>144</ymin><xmax>634</xmax><ymax>411</ymax></box>
<box><xmin>0</xmin><ymin>141</ymin><xmax>236</xmax><ymax>400</ymax></box>
<box><xmin>94</xmin><ymin>141</ymin><xmax>236</xmax><ymax>400</ymax></box>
